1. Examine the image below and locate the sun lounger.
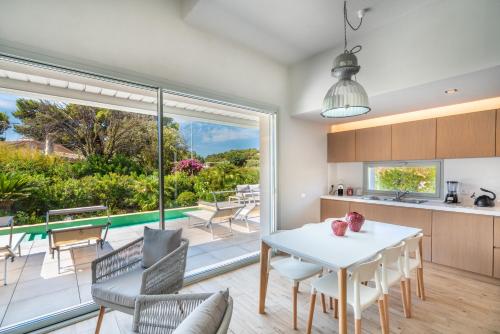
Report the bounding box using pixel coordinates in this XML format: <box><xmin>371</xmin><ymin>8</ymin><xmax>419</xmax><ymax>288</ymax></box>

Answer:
<box><xmin>0</xmin><ymin>216</ymin><xmax>26</xmax><ymax>285</ymax></box>
<box><xmin>185</xmin><ymin>192</ymin><xmax>244</xmax><ymax>239</ymax></box>
<box><xmin>233</xmin><ymin>202</ymin><xmax>260</xmax><ymax>232</ymax></box>
<box><xmin>46</xmin><ymin>205</ymin><xmax>111</xmax><ymax>273</ymax></box>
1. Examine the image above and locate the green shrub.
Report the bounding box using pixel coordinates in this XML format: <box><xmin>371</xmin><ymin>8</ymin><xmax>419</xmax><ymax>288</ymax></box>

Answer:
<box><xmin>176</xmin><ymin>191</ymin><xmax>198</xmax><ymax>207</ymax></box>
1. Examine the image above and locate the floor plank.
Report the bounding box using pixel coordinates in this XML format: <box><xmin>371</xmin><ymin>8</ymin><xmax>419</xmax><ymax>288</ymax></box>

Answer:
<box><xmin>49</xmin><ymin>261</ymin><xmax>500</xmax><ymax>334</ymax></box>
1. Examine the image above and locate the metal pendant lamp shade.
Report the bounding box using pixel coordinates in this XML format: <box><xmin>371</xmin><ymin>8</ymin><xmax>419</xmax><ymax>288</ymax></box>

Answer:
<box><xmin>322</xmin><ymin>79</ymin><xmax>370</xmax><ymax>118</ymax></box>
<box><xmin>321</xmin><ymin>51</ymin><xmax>370</xmax><ymax>118</ymax></box>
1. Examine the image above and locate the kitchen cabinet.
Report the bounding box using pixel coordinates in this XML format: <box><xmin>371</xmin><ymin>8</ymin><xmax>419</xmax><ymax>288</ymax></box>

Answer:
<box><xmin>320</xmin><ymin>199</ymin><xmax>350</xmax><ymax>221</ymax></box>
<box><xmin>327</xmin><ymin>131</ymin><xmax>356</xmax><ymax>162</ymax></box>
<box><xmin>436</xmin><ymin>110</ymin><xmax>496</xmax><ymax>158</ymax></box>
<box><xmin>494</xmin><ymin>249</ymin><xmax>500</xmax><ymax>279</ymax></box>
<box><xmin>497</xmin><ymin>110</ymin><xmax>500</xmax><ymax>157</ymax></box>
<box><xmin>495</xmin><ymin>217</ymin><xmax>500</xmax><ymax>247</ymax></box>
<box><xmin>391</xmin><ymin>119</ymin><xmax>436</xmax><ymax>160</ymax></box>
<box><xmin>432</xmin><ymin>211</ymin><xmax>493</xmax><ymax>276</ymax></box>
<box><xmin>355</xmin><ymin>125</ymin><xmax>391</xmax><ymax>161</ymax></box>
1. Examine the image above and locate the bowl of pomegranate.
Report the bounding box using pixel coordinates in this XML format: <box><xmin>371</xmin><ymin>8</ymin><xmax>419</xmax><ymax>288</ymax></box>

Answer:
<box><xmin>345</xmin><ymin>212</ymin><xmax>365</xmax><ymax>232</ymax></box>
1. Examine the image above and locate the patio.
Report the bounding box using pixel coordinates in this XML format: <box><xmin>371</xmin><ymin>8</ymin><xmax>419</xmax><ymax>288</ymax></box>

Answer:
<box><xmin>0</xmin><ymin>217</ymin><xmax>260</xmax><ymax>327</ymax></box>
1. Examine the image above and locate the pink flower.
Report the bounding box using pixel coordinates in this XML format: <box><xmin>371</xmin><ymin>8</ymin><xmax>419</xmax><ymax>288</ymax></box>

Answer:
<box><xmin>172</xmin><ymin>159</ymin><xmax>204</xmax><ymax>175</ymax></box>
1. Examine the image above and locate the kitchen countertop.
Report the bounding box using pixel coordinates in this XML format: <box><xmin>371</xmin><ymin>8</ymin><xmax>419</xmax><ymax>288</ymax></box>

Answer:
<box><xmin>321</xmin><ymin>195</ymin><xmax>500</xmax><ymax>217</ymax></box>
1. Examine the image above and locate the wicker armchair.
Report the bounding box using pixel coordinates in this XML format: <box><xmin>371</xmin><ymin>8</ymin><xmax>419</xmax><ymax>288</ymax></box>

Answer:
<box><xmin>133</xmin><ymin>293</ymin><xmax>233</xmax><ymax>334</ymax></box>
<box><xmin>91</xmin><ymin>237</ymin><xmax>189</xmax><ymax>334</ymax></box>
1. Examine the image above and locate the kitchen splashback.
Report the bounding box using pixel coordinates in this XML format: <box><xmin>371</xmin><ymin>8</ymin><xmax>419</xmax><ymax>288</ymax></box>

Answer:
<box><xmin>328</xmin><ymin>157</ymin><xmax>500</xmax><ymax>205</ymax></box>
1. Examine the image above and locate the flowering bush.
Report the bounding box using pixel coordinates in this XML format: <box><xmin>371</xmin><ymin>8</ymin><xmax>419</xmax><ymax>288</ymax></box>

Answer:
<box><xmin>172</xmin><ymin>159</ymin><xmax>204</xmax><ymax>175</ymax></box>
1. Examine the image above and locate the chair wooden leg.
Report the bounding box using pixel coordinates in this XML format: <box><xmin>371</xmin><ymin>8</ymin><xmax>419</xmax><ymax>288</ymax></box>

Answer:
<box><xmin>383</xmin><ymin>293</ymin><xmax>390</xmax><ymax>333</ymax></box>
<box><xmin>405</xmin><ymin>278</ymin><xmax>412</xmax><ymax>318</ymax></box>
<box><xmin>334</xmin><ymin>299</ymin><xmax>338</xmax><ymax>319</ymax></box>
<box><xmin>378</xmin><ymin>299</ymin><xmax>388</xmax><ymax>334</ymax></box>
<box><xmin>416</xmin><ymin>271</ymin><xmax>421</xmax><ymax>298</ymax></box>
<box><xmin>400</xmin><ymin>280</ymin><xmax>409</xmax><ymax>318</ymax></box>
<box><xmin>321</xmin><ymin>293</ymin><xmax>327</xmax><ymax>313</ymax></box>
<box><xmin>292</xmin><ymin>284</ymin><xmax>298</xmax><ymax>330</ymax></box>
<box><xmin>355</xmin><ymin>319</ymin><xmax>362</xmax><ymax>334</ymax></box>
<box><xmin>306</xmin><ymin>293</ymin><xmax>317</xmax><ymax>334</ymax></box>
<box><xmin>418</xmin><ymin>268</ymin><xmax>426</xmax><ymax>300</ymax></box>
<box><xmin>329</xmin><ymin>296</ymin><xmax>333</xmax><ymax>310</ymax></box>
<box><xmin>95</xmin><ymin>306</ymin><xmax>105</xmax><ymax>334</ymax></box>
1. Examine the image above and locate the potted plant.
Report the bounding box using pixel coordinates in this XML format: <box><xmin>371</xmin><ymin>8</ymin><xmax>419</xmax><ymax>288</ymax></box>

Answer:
<box><xmin>0</xmin><ymin>172</ymin><xmax>33</xmax><ymax>227</ymax></box>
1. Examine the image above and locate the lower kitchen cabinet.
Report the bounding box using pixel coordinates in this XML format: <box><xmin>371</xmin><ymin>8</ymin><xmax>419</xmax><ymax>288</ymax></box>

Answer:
<box><xmin>494</xmin><ymin>249</ymin><xmax>500</xmax><ymax>279</ymax></box>
<box><xmin>320</xmin><ymin>199</ymin><xmax>350</xmax><ymax>221</ymax></box>
<box><xmin>432</xmin><ymin>211</ymin><xmax>493</xmax><ymax>276</ymax></box>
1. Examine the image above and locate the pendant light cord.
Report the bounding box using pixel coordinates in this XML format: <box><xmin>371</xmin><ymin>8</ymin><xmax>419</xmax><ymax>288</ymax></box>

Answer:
<box><xmin>344</xmin><ymin>0</ymin><xmax>363</xmax><ymax>53</ymax></box>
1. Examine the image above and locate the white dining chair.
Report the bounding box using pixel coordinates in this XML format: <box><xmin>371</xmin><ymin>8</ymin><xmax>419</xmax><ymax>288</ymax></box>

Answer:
<box><xmin>269</xmin><ymin>255</ymin><xmax>323</xmax><ymax>330</ymax></box>
<box><xmin>378</xmin><ymin>242</ymin><xmax>406</xmax><ymax>332</ymax></box>
<box><xmin>306</xmin><ymin>254</ymin><xmax>387</xmax><ymax>334</ymax></box>
<box><xmin>401</xmin><ymin>232</ymin><xmax>425</xmax><ymax>318</ymax></box>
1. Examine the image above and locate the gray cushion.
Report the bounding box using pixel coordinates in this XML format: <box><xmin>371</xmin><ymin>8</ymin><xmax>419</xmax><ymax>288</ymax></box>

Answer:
<box><xmin>173</xmin><ymin>290</ymin><xmax>229</xmax><ymax>334</ymax></box>
<box><xmin>91</xmin><ymin>268</ymin><xmax>144</xmax><ymax>308</ymax></box>
<box><xmin>142</xmin><ymin>226</ymin><xmax>182</xmax><ymax>268</ymax></box>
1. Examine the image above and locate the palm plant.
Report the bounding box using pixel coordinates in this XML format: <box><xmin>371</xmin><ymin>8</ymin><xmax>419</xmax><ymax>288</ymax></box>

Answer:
<box><xmin>0</xmin><ymin>172</ymin><xmax>33</xmax><ymax>212</ymax></box>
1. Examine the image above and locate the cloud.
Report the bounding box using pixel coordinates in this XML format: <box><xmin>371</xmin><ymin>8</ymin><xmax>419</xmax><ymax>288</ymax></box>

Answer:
<box><xmin>201</xmin><ymin>127</ymin><xmax>258</xmax><ymax>143</ymax></box>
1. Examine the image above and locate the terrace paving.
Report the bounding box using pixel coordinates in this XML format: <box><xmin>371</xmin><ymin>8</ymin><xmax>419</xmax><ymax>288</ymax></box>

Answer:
<box><xmin>0</xmin><ymin>217</ymin><xmax>259</xmax><ymax>328</ymax></box>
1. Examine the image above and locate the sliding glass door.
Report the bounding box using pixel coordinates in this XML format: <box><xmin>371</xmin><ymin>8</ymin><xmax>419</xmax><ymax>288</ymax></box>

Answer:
<box><xmin>0</xmin><ymin>55</ymin><xmax>276</xmax><ymax>333</ymax></box>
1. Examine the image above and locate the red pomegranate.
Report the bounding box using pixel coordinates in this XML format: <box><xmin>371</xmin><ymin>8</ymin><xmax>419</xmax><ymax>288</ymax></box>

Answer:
<box><xmin>346</xmin><ymin>212</ymin><xmax>365</xmax><ymax>232</ymax></box>
<box><xmin>331</xmin><ymin>220</ymin><xmax>348</xmax><ymax>236</ymax></box>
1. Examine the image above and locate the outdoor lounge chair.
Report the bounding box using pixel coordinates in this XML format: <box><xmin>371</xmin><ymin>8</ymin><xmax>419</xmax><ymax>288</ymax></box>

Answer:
<box><xmin>46</xmin><ymin>205</ymin><xmax>111</xmax><ymax>273</ymax></box>
<box><xmin>91</xmin><ymin>234</ymin><xmax>189</xmax><ymax>334</ymax></box>
<box><xmin>185</xmin><ymin>191</ymin><xmax>244</xmax><ymax>239</ymax></box>
<box><xmin>133</xmin><ymin>292</ymin><xmax>233</xmax><ymax>334</ymax></box>
<box><xmin>0</xmin><ymin>216</ymin><xmax>26</xmax><ymax>286</ymax></box>
<box><xmin>233</xmin><ymin>198</ymin><xmax>260</xmax><ymax>232</ymax></box>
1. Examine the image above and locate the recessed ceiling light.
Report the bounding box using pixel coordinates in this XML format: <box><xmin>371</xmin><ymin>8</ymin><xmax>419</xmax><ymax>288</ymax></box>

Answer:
<box><xmin>445</xmin><ymin>88</ymin><xmax>458</xmax><ymax>95</ymax></box>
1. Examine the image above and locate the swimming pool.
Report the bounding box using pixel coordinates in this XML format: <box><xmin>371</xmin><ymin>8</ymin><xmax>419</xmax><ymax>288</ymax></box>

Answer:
<box><xmin>0</xmin><ymin>207</ymin><xmax>198</xmax><ymax>240</ymax></box>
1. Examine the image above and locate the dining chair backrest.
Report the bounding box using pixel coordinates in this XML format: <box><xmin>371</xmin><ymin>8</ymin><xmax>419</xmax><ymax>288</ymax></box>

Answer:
<box><xmin>351</xmin><ymin>253</ymin><xmax>383</xmax><ymax>284</ymax></box>
<box><xmin>380</xmin><ymin>242</ymin><xmax>405</xmax><ymax>293</ymax></box>
<box><xmin>350</xmin><ymin>254</ymin><xmax>382</xmax><ymax>318</ymax></box>
<box><xmin>403</xmin><ymin>233</ymin><xmax>423</xmax><ymax>261</ymax></box>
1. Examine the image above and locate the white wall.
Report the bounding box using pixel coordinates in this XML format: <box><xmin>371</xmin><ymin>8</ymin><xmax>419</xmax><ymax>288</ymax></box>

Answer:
<box><xmin>0</xmin><ymin>0</ymin><xmax>328</xmax><ymax>229</ymax></box>
<box><xmin>328</xmin><ymin>158</ymin><xmax>500</xmax><ymax>206</ymax></box>
<box><xmin>290</xmin><ymin>0</ymin><xmax>500</xmax><ymax>115</ymax></box>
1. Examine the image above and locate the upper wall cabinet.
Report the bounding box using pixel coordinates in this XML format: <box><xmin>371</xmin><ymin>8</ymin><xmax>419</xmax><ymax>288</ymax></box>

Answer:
<box><xmin>392</xmin><ymin>118</ymin><xmax>436</xmax><ymax>160</ymax></box>
<box><xmin>327</xmin><ymin>131</ymin><xmax>356</xmax><ymax>162</ymax></box>
<box><xmin>497</xmin><ymin>110</ymin><xmax>500</xmax><ymax>157</ymax></box>
<box><xmin>436</xmin><ymin>110</ymin><xmax>496</xmax><ymax>158</ymax></box>
<box><xmin>355</xmin><ymin>125</ymin><xmax>391</xmax><ymax>161</ymax></box>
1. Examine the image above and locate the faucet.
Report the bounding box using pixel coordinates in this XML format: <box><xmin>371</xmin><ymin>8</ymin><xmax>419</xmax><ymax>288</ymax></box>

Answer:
<box><xmin>394</xmin><ymin>190</ymin><xmax>409</xmax><ymax>201</ymax></box>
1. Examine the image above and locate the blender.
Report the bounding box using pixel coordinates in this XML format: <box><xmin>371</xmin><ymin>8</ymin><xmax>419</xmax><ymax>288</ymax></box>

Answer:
<box><xmin>444</xmin><ymin>181</ymin><xmax>459</xmax><ymax>203</ymax></box>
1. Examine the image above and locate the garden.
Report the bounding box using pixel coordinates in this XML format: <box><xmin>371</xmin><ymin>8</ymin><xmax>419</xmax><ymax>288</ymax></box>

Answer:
<box><xmin>0</xmin><ymin>99</ymin><xmax>259</xmax><ymax>226</ymax></box>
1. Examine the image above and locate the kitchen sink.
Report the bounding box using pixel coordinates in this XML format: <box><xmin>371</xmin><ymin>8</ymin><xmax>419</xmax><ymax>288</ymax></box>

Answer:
<box><xmin>362</xmin><ymin>196</ymin><xmax>427</xmax><ymax>204</ymax></box>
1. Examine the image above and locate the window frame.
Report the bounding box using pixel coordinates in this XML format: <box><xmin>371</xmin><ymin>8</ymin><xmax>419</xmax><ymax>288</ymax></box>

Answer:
<box><xmin>362</xmin><ymin>160</ymin><xmax>443</xmax><ymax>199</ymax></box>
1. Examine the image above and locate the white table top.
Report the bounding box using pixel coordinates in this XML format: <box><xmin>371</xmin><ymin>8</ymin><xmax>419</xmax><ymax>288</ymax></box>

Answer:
<box><xmin>262</xmin><ymin>220</ymin><xmax>421</xmax><ymax>270</ymax></box>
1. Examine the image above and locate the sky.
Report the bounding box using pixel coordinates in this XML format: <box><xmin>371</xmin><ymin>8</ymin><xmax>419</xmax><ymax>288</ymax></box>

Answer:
<box><xmin>0</xmin><ymin>92</ymin><xmax>259</xmax><ymax>157</ymax></box>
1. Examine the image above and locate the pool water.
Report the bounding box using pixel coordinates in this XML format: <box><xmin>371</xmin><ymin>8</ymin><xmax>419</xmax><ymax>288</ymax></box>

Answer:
<box><xmin>0</xmin><ymin>208</ymin><xmax>198</xmax><ymax>241</ymax></box>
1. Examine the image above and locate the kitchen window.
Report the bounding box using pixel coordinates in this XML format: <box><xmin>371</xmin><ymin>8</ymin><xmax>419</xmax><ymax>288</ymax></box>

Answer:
<box><xmin>363</xmin><ymin>160</ymin><xmax>442</xmax><ymax>198</ymax></box>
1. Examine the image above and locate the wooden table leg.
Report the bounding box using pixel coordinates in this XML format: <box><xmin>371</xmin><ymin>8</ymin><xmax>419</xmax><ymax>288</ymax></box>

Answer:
<box><xmin>338</xmin><ymin>268</ymin><xmax>347</xmax><ymax>334</ymax></box>
<box><xmin>259</xmin><ymin>241</ymin><xmax>271</xmax><ymax>314</ymax></box>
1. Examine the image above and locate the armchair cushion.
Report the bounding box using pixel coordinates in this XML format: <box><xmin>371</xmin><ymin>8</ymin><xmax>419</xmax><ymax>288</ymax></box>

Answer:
<box><xmin>142</xmin><ymin>227</ymin><xmax>182</xmax><ymax>268</ymax></box>
<box><xmin>172</xmin><ymin>290</ymin><xmax>229</xmax><ymax>334</ymax></box>
<box><xmin>91</xmin><ymin>268</ymin><xmax>144</xmax><ymax>308</ymax></box>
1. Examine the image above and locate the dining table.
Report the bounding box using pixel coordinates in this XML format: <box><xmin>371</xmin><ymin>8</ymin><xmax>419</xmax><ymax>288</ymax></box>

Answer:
<box><xmin>258</xmin><ymin>219</ymin><xmax>422</xmax><ymax>334</ymax></box>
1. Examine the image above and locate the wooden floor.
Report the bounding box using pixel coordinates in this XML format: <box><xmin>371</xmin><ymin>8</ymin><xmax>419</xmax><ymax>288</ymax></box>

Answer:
<box><xmin>50</xmin><ymin>261</ymin><xmax>500</xmax><ymax>334</ymax></box>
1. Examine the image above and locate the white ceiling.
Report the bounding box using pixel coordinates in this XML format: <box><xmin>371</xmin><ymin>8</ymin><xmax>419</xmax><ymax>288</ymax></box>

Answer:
<box><xmin>182</xmin><ymin>0</ymin><xmax>434</xmax><ymax>64</ymax></box>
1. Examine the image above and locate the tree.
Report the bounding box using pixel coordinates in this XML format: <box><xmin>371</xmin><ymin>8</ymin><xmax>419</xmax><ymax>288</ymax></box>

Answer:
<box><xmin>0</xmin><ymin>111</ymin><xmax>10</xmax><ymax>140</ymax></box>
<box><xmin>12</xmin><ymin>99</ymin><xmax>190</xmax><ymax>170</ymax></box>
<box><xmin>206</xmin><ymin>148</ymin><xmax>259</xmax><ymax>167</ymax></box>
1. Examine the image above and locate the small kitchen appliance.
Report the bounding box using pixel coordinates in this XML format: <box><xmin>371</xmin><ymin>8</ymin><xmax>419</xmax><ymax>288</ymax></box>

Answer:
<box><xmin>471</xmin><ymin>188</ymin><xmax>496</xmax><ymax>207</ymax></box>
<box><xmin>444</xmin><ymin>181</ymin><xmax>459</xmax><ymax>204</ymax></box>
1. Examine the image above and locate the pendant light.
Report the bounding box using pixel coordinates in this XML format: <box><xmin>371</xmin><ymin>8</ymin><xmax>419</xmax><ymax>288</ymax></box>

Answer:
<box><xmin>321</xmin><ymin>1</ymin><xmax>370</xmax><ymax>118</ymax></box>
